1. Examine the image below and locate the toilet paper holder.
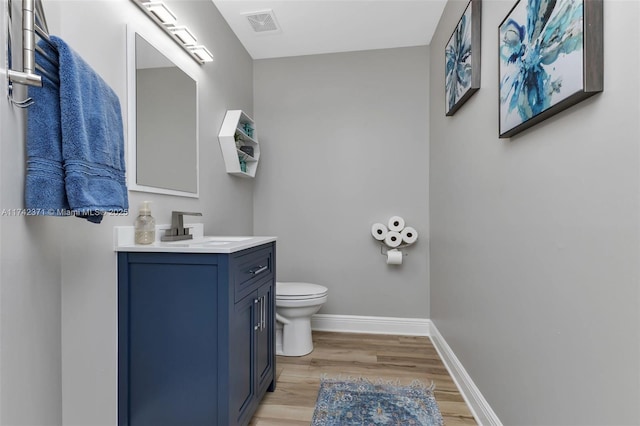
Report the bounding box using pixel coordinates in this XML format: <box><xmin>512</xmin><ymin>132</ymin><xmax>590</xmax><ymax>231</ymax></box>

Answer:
<box><xmin>370</xmin><ymin>216</ymin><xmax>418</xmax><ymax>264</ymax></box>
<box><xmin>379</xmin><ymin>243</ymin><xmax>409</xmax><ymax>257</ymax></box>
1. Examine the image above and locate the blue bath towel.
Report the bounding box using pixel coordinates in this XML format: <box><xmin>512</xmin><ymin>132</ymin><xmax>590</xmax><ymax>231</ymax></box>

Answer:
<box><xmin>26</xmin><ymin>39</ymin><xmax>68</xmax><ymax>214</ymax></box>
<box><xmin>54</xmin><ymin>35</ymin><xmax>128</xmax><ymax>222</ymax></box>
<box><xmin>26</xmin><ymin>36</ymin><xmax>128</xmax><ymax>223</ymax></box>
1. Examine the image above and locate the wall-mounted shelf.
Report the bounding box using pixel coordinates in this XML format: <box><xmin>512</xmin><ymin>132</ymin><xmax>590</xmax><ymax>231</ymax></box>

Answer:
<box><xmin>218</xmin><ymin>110</ymin><xmax>260</xmax><ymax>178</ymax></box>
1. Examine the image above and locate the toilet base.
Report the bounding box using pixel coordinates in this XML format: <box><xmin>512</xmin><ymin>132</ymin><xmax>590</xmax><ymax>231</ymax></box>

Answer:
<box><xmin>276</xmin><ymin>317</ymin><xmax>314</xmax><ymax>357</ymax></box>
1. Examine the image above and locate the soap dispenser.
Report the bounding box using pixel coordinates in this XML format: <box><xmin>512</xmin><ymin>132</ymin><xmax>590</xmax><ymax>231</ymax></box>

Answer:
<box><xmin>134</xmin><ymin>201</ymin><xmax>156</xmax><ymax>245</ymax></box>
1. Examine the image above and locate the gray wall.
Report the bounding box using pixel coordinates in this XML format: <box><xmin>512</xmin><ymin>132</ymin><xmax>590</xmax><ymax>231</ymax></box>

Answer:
<box><xmin>0</xmin><ymin>1</ymin><xmax>63</xmax><ymax>424</ymax></box>
<box><xmin>254</xmin><ymin>47</ymin><xmax>430</xmax><ymax>318</ymax></box>
<box><xmin>1</xmin><ymin>0</ymin><xmax>255</xmax><ymax>424</ymax></box>
<box><xmin>429</xmin><ymin>0</ymin><xmax>640</xmax><ymax>424</ymax></box>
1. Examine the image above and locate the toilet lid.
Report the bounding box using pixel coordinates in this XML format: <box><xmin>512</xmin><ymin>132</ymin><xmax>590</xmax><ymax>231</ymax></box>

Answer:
<box><xmin>276</xmin><ymin>282</ymin><xmax>328</xmax><ymax>299</ymax></box>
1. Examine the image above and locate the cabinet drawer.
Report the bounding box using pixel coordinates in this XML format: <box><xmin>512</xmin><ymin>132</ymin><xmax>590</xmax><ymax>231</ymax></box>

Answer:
<box><xmin>233</xmin><ymin>244</ymin><xmax>274</xmax><ymax>302</ymax></box>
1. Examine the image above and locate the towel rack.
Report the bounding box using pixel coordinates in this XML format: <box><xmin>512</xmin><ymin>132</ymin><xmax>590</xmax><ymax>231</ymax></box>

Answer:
<box><xmin>6</xmin><ymin>0</ymin><xmax>53</xmax><ymax>108</ymax></box>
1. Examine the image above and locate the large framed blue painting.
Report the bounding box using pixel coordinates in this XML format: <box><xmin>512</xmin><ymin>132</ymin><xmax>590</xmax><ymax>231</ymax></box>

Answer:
<box><xmin>445</xmin><ymin>0</ymin><xmax>481</xmax><ymax>116</ymax></box>
<box><xmin>498</xmin><ymin>0</ymin><xmax>603</xmax><ymax>138</ymax></box>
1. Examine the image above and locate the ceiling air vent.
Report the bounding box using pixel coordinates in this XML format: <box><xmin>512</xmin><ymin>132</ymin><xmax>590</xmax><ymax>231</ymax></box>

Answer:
<box><xmin>243</xmin><ymin>10</ymin><xmax>280</xmax><ymax>34</ymax></box>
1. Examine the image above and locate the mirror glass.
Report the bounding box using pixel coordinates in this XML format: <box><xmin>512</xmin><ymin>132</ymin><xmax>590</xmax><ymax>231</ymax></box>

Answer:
<box><xmin>127</xmin><ymin>29</ymin><xmax>199</xmax><ymax>197</ymax></box>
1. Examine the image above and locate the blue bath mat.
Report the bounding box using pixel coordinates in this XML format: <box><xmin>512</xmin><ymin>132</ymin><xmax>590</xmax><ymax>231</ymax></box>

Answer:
<box><xmin>311</xmin><ymin>376</ymin><xmax>444</xmax><ymax>426</ymax></box>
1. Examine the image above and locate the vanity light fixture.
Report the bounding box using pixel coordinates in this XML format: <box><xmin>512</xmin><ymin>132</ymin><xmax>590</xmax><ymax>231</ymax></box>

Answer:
<box><xmin>188</xmin><ymin>46</ymin><xmax>214</xmax><ymax>63</ymax></box>
<box><xmin>132</xmin><ymin>0</ymin><xmax>214</xmax><ymax>65</ymax></box>
<box><xmin>169</xmin><ymin>26</ymin><xmax>197</xmax><ymax>46</ymax></box>
<box><xmin>142</xmin><ymin>1</ymin><xmax>177</xmax><ymax>24</ymax></box>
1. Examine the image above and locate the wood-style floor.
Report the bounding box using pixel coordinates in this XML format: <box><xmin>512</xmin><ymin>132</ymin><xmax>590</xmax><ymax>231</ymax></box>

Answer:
<box><xmin>250</xmin><ymin>331</ymin><xmax>477</xmax><ymax>425</ymax></box>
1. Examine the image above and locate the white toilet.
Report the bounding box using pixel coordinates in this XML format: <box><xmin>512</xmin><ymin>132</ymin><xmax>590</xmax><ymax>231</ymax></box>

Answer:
<box><xmin>275</xmin><ymin>282</ymin><xmax>328</xmax><ymax>357</ymax></box>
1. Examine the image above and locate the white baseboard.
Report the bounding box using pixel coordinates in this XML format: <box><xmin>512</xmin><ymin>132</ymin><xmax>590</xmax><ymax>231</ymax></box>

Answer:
<box><xmin>311</xmin><ymin>314</ymin><xmax>430</xmax><ymax>336</ymax></box>
<box><xmin>308</xmin><ymin>314</ymin><xmax>500</xmax><ymax>426</ymax></box>
<box><xmin>429</xmin><ymin>321</ymin><xmax>502</xmax><ymax>426</ymax></box>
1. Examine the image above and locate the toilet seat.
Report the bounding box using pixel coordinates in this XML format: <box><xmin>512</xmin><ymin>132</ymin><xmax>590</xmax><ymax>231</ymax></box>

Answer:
<box><xmin>276</xmin><ymin>282</ymin><xmax>327</xmax><ymax>301</ymax></box>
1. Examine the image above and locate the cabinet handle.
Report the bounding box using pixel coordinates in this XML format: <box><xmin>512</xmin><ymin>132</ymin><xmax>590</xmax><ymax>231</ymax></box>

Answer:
<box><xmin>254</xmin><ymin>298</ymin><xmax>261</xmax><ymax>330</ymax></box>
<box><xmin>260</xmin><ymin>295</ymin><xmax>266</xmax><ymax>331</ymax></box>
<box><xmin>249</xmin><ymin>265</ymin><xmax>268</xmax><ymax>275</ymax></box>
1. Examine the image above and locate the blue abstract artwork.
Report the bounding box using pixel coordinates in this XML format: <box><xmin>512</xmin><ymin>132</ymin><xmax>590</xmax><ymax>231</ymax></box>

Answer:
<box><xmin>445</xmin><ymin>0</ymin><xmax>480</xmax><ymax>116</ymax></box>
<box><xmin>499</xmin><ymin>0</ymin><xmax>589</xmax><ymax>137</ymax></box>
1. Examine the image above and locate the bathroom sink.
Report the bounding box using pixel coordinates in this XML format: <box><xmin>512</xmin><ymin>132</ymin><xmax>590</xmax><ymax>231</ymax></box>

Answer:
<box><xmin>158</xmin><ymin>236</ymin><xmax>258</xmax><ymax>249</ymax></box>
<box><xmin>199</xmin><ymin>236</ymin><xmax>253</xmax><ymax>242</ymax></box>
<box><xmin>163</xmin><ymin>236</ymin><xmax>253</xmax><ymax>246</ymax></box>
<box><xmin>189</xmin><ymin>236</ymin><xmax>254</xmax><ymax>246</ymax></box>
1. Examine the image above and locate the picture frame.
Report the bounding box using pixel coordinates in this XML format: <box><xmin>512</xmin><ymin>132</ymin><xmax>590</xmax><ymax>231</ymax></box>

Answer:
<box><xmin>498</xmin><ymin>0</ymin><xmax>603</xmax><ymax>138</ymax></box>
<box><xmin>445</xmin><ymin>0</ymin><xmax>482</xmax><ymax>116</ymax></box>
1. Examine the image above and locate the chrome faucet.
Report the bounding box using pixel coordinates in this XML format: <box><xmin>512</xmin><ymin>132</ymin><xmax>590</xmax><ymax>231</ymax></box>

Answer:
<box><xmin>161</xmin><ymin>211</ymin><xmax>203</xmax><ymax>241</ymax></box>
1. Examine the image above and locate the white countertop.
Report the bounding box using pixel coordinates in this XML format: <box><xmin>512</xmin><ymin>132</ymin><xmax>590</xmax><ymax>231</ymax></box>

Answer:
<box><xmin>114</xmin><ymin>224</ymin><xmax>276</xmax><ymax>254</ymax></box>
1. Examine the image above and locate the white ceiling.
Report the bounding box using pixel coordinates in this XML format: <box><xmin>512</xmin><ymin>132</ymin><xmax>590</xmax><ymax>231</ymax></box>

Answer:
<box><xmin>211</xmin><ymin>0</ymin><xmax>448</xmax><ymax>60</ymax></box>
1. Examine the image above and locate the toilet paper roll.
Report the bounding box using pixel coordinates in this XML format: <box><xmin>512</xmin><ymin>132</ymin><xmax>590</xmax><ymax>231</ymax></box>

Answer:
<box><xmin>384</xmin><ymin>231</ymin><xmax>402</xmax><ymax>248</ymax></box>
<box><xmin>388</xmin><ymin>216</ymin><xmax>405</xmax><ymax>232</ymax></box>
<box><xmin>371</xmin><ymin>223</ymin><xmax>388</xmax><ymax>241</ymax></box>
<box><xmin>386</xmin><ymin>249</ymin><xmax>403</xmax><ymax>265</ymax></box>
<box><xmin>401</xmin><ymin>226</ymin><xmax>418</xmax><ymax>244</ymax></box>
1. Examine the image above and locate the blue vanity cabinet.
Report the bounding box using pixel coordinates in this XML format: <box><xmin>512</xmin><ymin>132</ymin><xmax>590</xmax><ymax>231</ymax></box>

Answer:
<box><xmin>118</xmin><ymin>242</ymin><xmax>276</xmax><ymax>426</ymax></box>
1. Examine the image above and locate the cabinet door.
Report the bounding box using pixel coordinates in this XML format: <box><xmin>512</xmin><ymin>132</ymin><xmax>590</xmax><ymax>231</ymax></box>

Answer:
<box><xmin>229</xmin><ymin>292</ymin><xmax>257</xmax><ymax>424</ymax></box>
<box><xmin>122</xmin><ymin>260</ymin><xmax>218</xmax><ymax>426</ymax></box>
<box><xmin>255</xmin><ymin>281</ymin><xmax>274</xmax><ymax>395</ymax></box>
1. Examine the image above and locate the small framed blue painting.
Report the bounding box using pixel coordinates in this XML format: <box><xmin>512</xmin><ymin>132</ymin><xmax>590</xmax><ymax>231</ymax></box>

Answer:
<box><xmin>445</xmin><ymin>0</ymin><xmax>482</xmax><ymax>116</ymax></box>
<box><xmin>498</xmin><ymin>0</ymin><xmax>603</xmax><ymax>138</ymax></box>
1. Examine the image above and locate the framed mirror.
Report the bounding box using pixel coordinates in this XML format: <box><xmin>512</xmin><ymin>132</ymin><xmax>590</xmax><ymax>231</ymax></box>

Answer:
<box><xmin>126</xmin><ymin>25</ymin><xmax>199</xmax><ymax>198</ymax></box>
